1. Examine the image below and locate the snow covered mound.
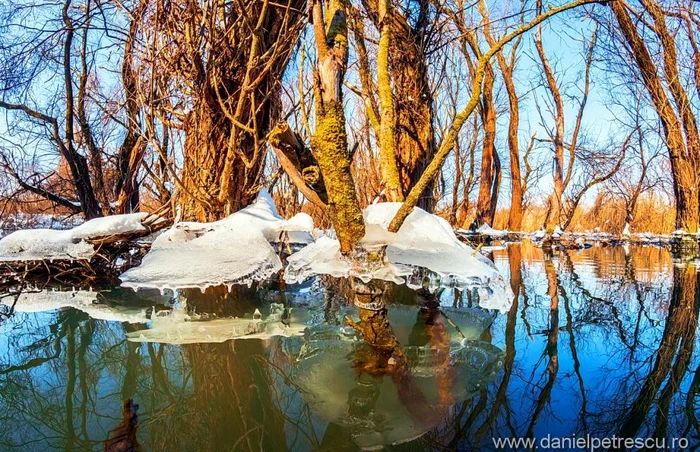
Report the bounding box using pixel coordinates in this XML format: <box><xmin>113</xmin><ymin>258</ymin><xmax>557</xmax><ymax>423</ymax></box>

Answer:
<box><xmin>0</xmin><ymin>289</ymin><xmax>148</xmax><ymax>323</ymax></box>
<box><xmin>285</xmin><ymin>203</ymin><xmax>514</xmax><ymax>313</ymax></box>
<box><xmin>476</xmin><ymin>223</ymin><xmax>508</xmax><ymax>238</ymax></box>
<box><xmin>0</xmin><ymin>213</ymin><xmax>149</xmax><ymax>262</ymax></box>
<box><xmin>120</xmin><ymin>190</ymin><xmax>314</xmax><ymax>292</ymax></box>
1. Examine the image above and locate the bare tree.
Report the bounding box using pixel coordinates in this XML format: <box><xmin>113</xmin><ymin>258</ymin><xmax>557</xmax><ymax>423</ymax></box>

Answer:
<box><xmin>0</xmin><ymin>0</ymin><xmax>105</xmax><ymax>218</ymax></box>
<box><xmin>604</xmin><ymin>0</ymin><xmax>700</xmax><ymax>233</ymax></box>
<box><xmin>604</xmin><ymin>97</ymin><xmax>666</xmax><ymax>233</ymax></box>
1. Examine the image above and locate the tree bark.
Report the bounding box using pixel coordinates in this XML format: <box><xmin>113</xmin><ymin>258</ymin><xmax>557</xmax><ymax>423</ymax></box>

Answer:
<box><xmin>269</xmin><ymin>121</ymin><xmax>328</xmax><ymax>209</ymax></box>
<box><xmin>387</xmin><ymin>0</ymin><xmax>594</xmax><ymax>233</ymax></box>
<box><xmin>166</xmin><ymin>0</ymin><xmax>306</xmax><ymax>222</ymax></box>
<box><xmin>376</xmin><ymin>0</ymin><xmax>404</xmax><ymax>203</ymax></box>
<box><xmin>475</xmin><ymin>62</ymin><xmax>499</xmax><ymax>227</ymax></box>
<box><xmin>311</xmin><ymin>0</ymin><xmax>366</xmax><ymax>253</ymax></box>
<box><xmin>359</xmin><ymin>0</ymin><xmax>437</xmax><ymax>211</ymax></box>
<box><xmin>62</xmin><ymin>0</ymin><xmax>102</xmax><ymax>219</ymax></box>
<box><xmin>114</xmin><ymin>0</ymin><xmax>148</xmax><ymax>214</ymax></box>
<box><xmin>534</xmin><ymin>25</ymin><xmax>565</xmax><ymax>233</ymax></box>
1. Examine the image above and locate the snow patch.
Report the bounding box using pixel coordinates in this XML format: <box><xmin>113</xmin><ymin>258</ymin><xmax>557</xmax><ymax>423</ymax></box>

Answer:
<box><xmin>475</xmin><ymin>223</ymin><xmax>508</xmax><ymax>238</ymax></box>
<box><xmin>119</xmin><ymin>190</ymin><xmax>313</xmax><ymax>292</ymax></box>
<box><xmin>0</xmin><ymin>213</ymin><xmax>149</xmax><ymax>262</ymax></box>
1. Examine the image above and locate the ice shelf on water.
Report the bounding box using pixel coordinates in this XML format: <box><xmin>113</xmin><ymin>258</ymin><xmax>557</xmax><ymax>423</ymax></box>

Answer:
<box><xmin>0</xmin><ymin>212</ymin><xmax>149</xmax><ymax>262</ymax></box>
<box><xmin>289</xmin><ymin>323</ymin><xmax>503</xmax><ymax>449</ymax></box>
<box><xmin>0</xmin><ymin>289</ymin><xmax>149</xmax><ymax>323</ymax></box>
<box><xmin>127</xmin><ymin>303</ymin><xmax>310</xmax><ymax>344</ymax></box>
<box><xmin>120</xmin><ymin>190</ymin><xmax>314</xmax><ymax>292</ymax></box>
<box><xmin>284</xmin><ymin>203</ymin><xmax>514</xmax><ymax>313</ymax></box>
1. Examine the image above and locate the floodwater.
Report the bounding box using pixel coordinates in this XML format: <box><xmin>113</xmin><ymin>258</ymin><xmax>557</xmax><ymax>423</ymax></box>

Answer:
<box><xmin>0</xmin><ymin>243</ymin><xmax>698</xmax><ymax>451</ymax></box>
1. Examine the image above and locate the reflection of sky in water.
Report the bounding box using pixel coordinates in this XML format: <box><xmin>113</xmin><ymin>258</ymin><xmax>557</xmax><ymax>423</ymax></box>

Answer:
<box><xmin>0</xmin><ymin>243</ymin><xmax>698</xmax><ymax>450</ymax></box>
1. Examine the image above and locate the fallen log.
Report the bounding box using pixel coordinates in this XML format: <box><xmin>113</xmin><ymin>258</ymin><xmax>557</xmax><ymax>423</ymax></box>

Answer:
<box><xmin>0</xmin><ymin>211</ymin><xmax>171</xmax><ymax>288</ymax></box>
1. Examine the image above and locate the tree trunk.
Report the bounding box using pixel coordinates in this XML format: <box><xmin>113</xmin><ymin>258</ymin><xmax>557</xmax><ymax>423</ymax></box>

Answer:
<box><xmin>165</xmin><ymin>0</ymin><xmax>305</xmax><ymax>222</ymax></box>
<box><xmin>360</xmin><ymin>0</ymin><xmax>437</xmax><ymax>211</ymax></box>
<box><xmin>391</xmin><ymin>1</ymin><xmax>437</xmax><ymax>212</ymax></box>
<box><xmin>475</xmin><ymin>62</ymin><xmax>499</xmax><ymax>226</ymax></box>
<box><xmin>62</xmin><ymin>0</ymin><xmax>101</xmax><ymax>219</ymax></box>
<box><xmin>311</xmin><ymin>0</ymin><xmax>366</xmax><ymax>254</ymax></box>
<box><xmin>376</xmin><ymin>0</ymin><xmax>404</xmax><ymax>203</ymax></box>
<box><xmin>535</xmin><ymin>24</ymin><xmax>565</xmax><ymax>234</ymax></box>
<box><xmin>504</xmin><ymin>69</ymin><xmax>523</xmax><ymax>231</ymax></box>
<box><xmin>114</xmin><ymin>0</ymin><xmax>148</xmax><ymax>214</ymax></box>
<box><xmin>179</xmin><ymin>99</ymin><xmax>263</xmax><ymax>222</ymax></box>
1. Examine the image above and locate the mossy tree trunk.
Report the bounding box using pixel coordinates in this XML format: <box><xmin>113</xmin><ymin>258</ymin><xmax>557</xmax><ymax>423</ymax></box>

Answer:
<box><xmin>376</xmin><ymin>0</ymin><xmax>404</xmax><ymax>203</ymax></box>
<box><xmin>310</xmin><ymin>0</ymin><xmax>365</xmax><ymax>253</ymax></box>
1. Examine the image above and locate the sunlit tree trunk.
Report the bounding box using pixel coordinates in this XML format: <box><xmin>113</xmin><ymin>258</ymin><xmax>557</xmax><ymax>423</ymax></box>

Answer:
<box><xmin>475</xmin><ymin>62</ymin><xmax>500</xmax><ymax>227</ymax></box>
<box><xmin>387</xmin><ymin>0</ymin><xmax>592</xmax><ymax>233</ymax></box>
<box><xmin>504</xmin><ymin>71</ymin><xmax>524</xmax><ymax>231</ymax></box>
<box><xmin>311</xmin><ymin>0</ymin><xmax>366</xmax><ymax>253</ymax></box>
<box><xmin>390</xmin><ymin>0</ymin><xmax>437</xmax><ymax>211</ymax></box>
<box><xmin>114</xmin><ymin>0</ymin><xmax>148</xmax><ymax>214</ymax></box>
<box><xmin>534</xmin><ymin>25</ymin><xmax>565</xmax><ymax>234</ymax></box>
<box><xmin>375</xmin><ymin>0</ymin><xmax>403</xmax><ymax>203</ymax></box>
<box><xmin>354</xmin><ymin>0</ymin><xmax>436</xmax><ymax>210</ymax></box>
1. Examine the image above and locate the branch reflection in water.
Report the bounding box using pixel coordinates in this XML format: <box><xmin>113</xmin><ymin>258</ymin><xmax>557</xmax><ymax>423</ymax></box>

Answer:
<box><xmin>0</xmin><ymin>242</ymin><xmax>698</xmax><ymax>450</ymax></box>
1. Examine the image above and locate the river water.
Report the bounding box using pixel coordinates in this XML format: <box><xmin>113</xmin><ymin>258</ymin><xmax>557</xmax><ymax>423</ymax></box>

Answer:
<box><xmin>0</xmin><ymin>243</ymin><xmax>698</xmax><ymax>451</ymax></box>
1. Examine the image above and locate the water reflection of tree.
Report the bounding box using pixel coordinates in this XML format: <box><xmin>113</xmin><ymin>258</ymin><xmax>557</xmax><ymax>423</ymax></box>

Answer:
<box><xmin>524</xmin><ymin>250</ymin><xmax>560</xmax><ymax>440</ymax></box>
<box><xmin>472</xmin><ymin>243</ymin><xmax>522</xmax><ymax>445</ymax></box>
<box><xmin>0</xmin><ymin>310</ymin><xmax>125</xmax><ymax>450</ymax></box>
<box><xmin>2</xmin><ymin>245</ymin><xmax>698</xmax><ymax>450</ymax></box>
<box><xmin>612</xmin><ymin>263</ymin><xmax>700</xmax><ymax>447</ymax></box>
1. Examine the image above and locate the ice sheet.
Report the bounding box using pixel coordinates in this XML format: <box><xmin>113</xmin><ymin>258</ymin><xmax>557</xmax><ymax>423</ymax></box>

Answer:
<box><xmin>0</xmin><ymin>290</ymin><xmax>149</xmax><ymax>323</ymax></box>
<box><xmin>285</xmin><ymin>203</ymin><xmax>514</xmax><ymax>313</ymax></box>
